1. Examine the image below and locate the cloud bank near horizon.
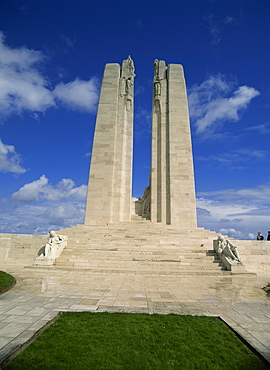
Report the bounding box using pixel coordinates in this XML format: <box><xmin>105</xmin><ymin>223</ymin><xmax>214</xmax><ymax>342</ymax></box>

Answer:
<box><xmin>197</xmin><ymin>182</ymin><xmax>270</xmax><ymax>239</ymax></box>
<box><xmin>0</xmin><ymin>175</ymin><xmax>87</xmax><ymax>234</ymax></box>
<box><xmin>0</xmin><ymin>175</ymin><xmax>269</xmax><ymax>239</ymax></box>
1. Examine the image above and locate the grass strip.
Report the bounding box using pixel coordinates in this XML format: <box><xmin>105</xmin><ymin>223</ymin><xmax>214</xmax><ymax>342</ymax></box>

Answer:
<box><xmin>5</xmin><ymin>312</ymin><xmax>267</xmax><ymax>369</ymax></box>
<box><xmin>0</xmin><ymin>271</ymin><xmax>15</xmax><ymax>294</ymax></box>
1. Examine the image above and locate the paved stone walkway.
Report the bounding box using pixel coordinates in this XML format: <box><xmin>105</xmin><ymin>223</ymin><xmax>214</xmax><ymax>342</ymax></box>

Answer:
<box><xmin>1</xmin><ymin>266</ymin><xmax>270</xmax><ymax>365</ymax></box>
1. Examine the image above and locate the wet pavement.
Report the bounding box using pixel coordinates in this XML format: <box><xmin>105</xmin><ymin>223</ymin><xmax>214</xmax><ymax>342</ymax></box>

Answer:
<box><xmin>1</xmin><ymin>266</ymin><xmax>270</xmax><ymax>364</ymax></box>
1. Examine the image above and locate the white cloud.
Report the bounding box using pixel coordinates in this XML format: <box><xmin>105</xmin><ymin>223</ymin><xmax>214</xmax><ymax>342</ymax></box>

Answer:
<box><xmin>135</xmin><ymin>107</ymin><xmax>152</xmax><ymax>136</ymax></box>
<box><xmin>196</xmin><ymin>149</ymin><xmax>268</xmax><ymax>170</ymax></box>
<box><xmin>199</xmin><ymin>182</ymin><xmax>270</xmax><ymax>204</ymax></box>
<box><xmin>224</xmin><ymin>16</ymin><xmax>234</xmax><ymax>25</ymax></box>
<box><xmin>0</xmin><ymin>202</ymin><xmax>85</xmax><ymax>234</ymax></box>
<box><xmin>0</xmin><ymin>139</ymin><xmax>26</xmax><ymax>174</ymax></box>
<box><xmin>12</xmin><ymin>175</ymin><xmax>87</xmax><ymax>203</ymax></box>
<box><xmin>0</xmin><ymin>31</ymin><xmax>99</xmax><ymax>120</ymax></box>
<box><xmin>12</xmin><ymin>175</ymin><xmax>49</xmax><ymax>202</ymax></box>
<box><xmin>197</xmin><ymin>182</ymin><xmax>270</xmax><ymax>239</ymax></box>
<box><xmin>205</xmin><ymin>15</ymin><xmax>235</xmax><ymax>47</ymax></box>
<box><xmin>188</xmin><ymin>74</ymin><xmax>260</xmax><ymax>134</ymax></box>
<box><xmin>59</xmin><ymin>34</ymin><xmax>75</xmax><ymax>50</ymax></box>
<box><xmin>0</xmin><ymin>31</ymin><xmax>55</xmax><ymax>119</ymax></box>
<box><xmin>219</xmin><ymin>228</ymin><xmax>242</xmax><ymax>238</ymax></box>
<box><xmin>54</xmin><ymin>78</ymin><xmax>99</xmax><ymax>112</ymax></box>
<box><xmin>0</xmin><ymin>175</ymin><xmax>87</xmax><ymax>234</ymax></box>
<box><xmin>246</xmin><ymin>122</ymin><xmax>270</xmax><ymax>134</ymax></box>
<box><xmin>43</xmin><ymin>203</ymin><xmax>85</xmax><ymax>226</ymax></box>
<box><xmin>0</xmin><ymin>32</ymin><xmax>42</xmax><ymax>67</ymax></box>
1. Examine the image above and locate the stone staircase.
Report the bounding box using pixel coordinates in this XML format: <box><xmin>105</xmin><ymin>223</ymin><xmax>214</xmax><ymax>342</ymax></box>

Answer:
<box><xmin>52</xmin><ymin>217</ymin><xmax>230</xmax><ymax>276</ymax></box>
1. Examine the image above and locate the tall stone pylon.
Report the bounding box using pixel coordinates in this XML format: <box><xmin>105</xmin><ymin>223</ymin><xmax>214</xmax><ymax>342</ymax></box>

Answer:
<box><xmin>84</xmin><ymin>56</ymin><xmax>135</xmax><ymax>225</ymax></box>
<box><xmin>151</xmin><ymin>60</ymin><xmax>197</xmax><ymax>228</ymax></box>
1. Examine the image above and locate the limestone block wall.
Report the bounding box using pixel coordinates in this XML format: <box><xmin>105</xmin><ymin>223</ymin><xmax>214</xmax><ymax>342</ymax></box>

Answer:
<box><xmin>1</xmin><ymin>232</ymin><xmax>270</xmax><ymax>275</ymax></box>
<box><xmin>84</xmin><ymin>56</ymin><xmax>135</xmax><ymax>225</ymax></box>
<box><xmin>167</xmin><ymin>64</ymin><xmax>197</xmax><ymax>228</ymax></box>
<box><xmin>0</xmin><ymin>233</ymin><xmax>47</xmax><ymax>267</ymax></box>
<box><xmin>84</xmin><ymin>63</ymin><xmax>121</xmax><ymax>225</ymax></box>
<box><xmin>230</xmin><ymin>239</ymin><xmax>270</xmax><ymax>273</ymax></box>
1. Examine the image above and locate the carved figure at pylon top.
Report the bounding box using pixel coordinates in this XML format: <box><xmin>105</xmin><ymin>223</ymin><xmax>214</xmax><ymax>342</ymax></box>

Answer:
<box><xmin>127</xmin><ymin>55</ymin><xmax>135</xmax><ymax>76</ymax></box>
<box><xmin>154</xmin><ymin>59</ymin><xmax>159</xmax><ymax>77</ymax></box>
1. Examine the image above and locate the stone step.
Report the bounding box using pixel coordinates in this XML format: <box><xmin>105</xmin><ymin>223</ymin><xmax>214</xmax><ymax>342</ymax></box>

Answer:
<box><xmin>65</xmin><ymin>238</ymin><xmax>216</xmax><ymax>243</ymax></box>
<box><xmin>62</xmin><ymin>242</ymin><xmax>216</xmax><ymax>249</ymax></box>
<box><xmin>58</xmin><ymin>224</ymin><xmax>221</xmax><ymax>239</ymax></box>
<box><xmin>55</xmin><ymin>263</ymin><xmax>223</xmax><ymax>271</ymax></box>
<box><xmin>60</xmin><ymin>231</ymin><xmax>217</xmax><ymax>237</ymax></box>
<box><xmin>62</xmin><ymin>242</ymin><xmax>213</xmax><ymax>251</ymax></box>
<box><xmin>51</xmin><ymin>221</ymin><xmax>226</xmax><ymax>275</ymax></box>
<box><xmin>57</xmin><ymin>246</ymin><xmax>216</xmax><ymax>255</ymax></box>
<box><xmin>59</xmin><ymin>250</ymin><xmax>216</xmax><ymax>257</ymax></box>
<box><xmin>55</xmin><ymin>259</ymin><xmax>220</xmax><ymax>265</ymax></box>
<box><xmin>55</xmin><ymin>259</ymin><xmax>224</xmax><ymax>269</ymax></box>
<box><xmin>61</xmin><ymin>254</ymin><xmax>216</xmax><ymax>259</ymax></box>
<box><xmin>60</xmin><ymin>229</ymin><xmax>218</xmax><ymax>237</ymax></box>
<box><xmin>57</xmin><ymin>251</ymin><xmax>217</xmax><ymax>258</ymax></box>
<box><xmin>55</xmin><ymin>250</ymin><xmax>223</xmax><ymax>270</ymax></box>
<box><xmin>26</xmin><ymin>265</ymin><xmax>231</xmax><ymax>276</ymax></box>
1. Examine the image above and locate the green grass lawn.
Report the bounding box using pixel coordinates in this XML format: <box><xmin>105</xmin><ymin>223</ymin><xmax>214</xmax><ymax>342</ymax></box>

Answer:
<box><xmin>5</xmin><ymin>312</ymin><xmax>267</xmax><ymax>370</ymax></box>
<box><xmin>0</xmin><ymin>271</ymin><xmax>15</xmax><ymax>294</ymax></box>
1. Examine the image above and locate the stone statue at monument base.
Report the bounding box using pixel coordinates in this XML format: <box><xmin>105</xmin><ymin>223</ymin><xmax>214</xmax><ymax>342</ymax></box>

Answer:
<box><xmin>34</xmin><ymin>231</ymin><xmax>68</xmax><ymax>266</ymax></box>
<box><xmin>214</xmin><ymin>236</ymin><xmax>248</xmax><ymax>273</ymax></box>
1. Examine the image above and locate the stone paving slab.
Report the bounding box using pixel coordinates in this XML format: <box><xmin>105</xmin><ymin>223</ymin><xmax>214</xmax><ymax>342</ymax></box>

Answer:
<box><xmin>0</xmin><ymin>266</ymin><xmax>270</xmax><ymax>365</ymax></box>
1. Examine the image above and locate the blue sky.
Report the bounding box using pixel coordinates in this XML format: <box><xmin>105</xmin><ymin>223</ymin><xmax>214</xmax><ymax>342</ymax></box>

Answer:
<box><xmin>0</xmin><ymin>0</ymin><xmax>269</xmax><ymax>239</ymax></box>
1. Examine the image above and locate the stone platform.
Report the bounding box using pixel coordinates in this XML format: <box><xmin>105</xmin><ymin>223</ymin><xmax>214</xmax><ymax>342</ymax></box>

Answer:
<box><xmin>0</xmin><ymin>266</ymin><xmax>270</xmax><ymax>366</ymax></box>
<box><xmin>1</xmin><ymin>220</ymin><xmax>270</xmax><ymax>365</ymax></box>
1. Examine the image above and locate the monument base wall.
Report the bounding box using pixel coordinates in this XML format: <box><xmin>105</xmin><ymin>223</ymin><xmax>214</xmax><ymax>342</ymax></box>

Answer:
<box><xmin>0</xmin><ymin>233</ymin><xmax>47</xmax><ymax>268</ymax></box>
<box><xmin>232</xmin><ymin>239</ymin><xmax>270</xmax><ymax>274</ymax></box>
<box><xmin>1</xmin><ymin>228</ymin><xmax>270</xmax><ymax>276</ymax></box>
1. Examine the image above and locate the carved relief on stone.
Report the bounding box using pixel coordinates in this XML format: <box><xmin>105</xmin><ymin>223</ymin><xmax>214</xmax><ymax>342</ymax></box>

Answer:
<box><xmin>120</xmin><ymin>55</ymin><xmax>135</xmax><ymax>93</ymax></box>
<box><xmin>154</xmin><ymin>59</ymin><xmax>159</xmax><ymax>77</ymax></box>
<box><xmin>120</xmin><ymin>77</ymin><xmax>126</xmax><ymax>97</ymax></box>
<box><xmin>127</xmin><ymin>55</ymin><xmax>135</xmax><ymax>77</ymax></box>
<box><xmin>124</xmin><ymin>77</ymin><xmax>133</xmax><ymax>112</ymax></box>
<box><xmin>154</xmin><ymin>75</ymin><xmax>161</xmax><ymax>99</ymax></box>
<box><xmin>126</xmin><ymin>77</ymin><xmax>133</xmax><ymax>98</ymax></box>
<box><xmin>153</xmin><ymin>59</ymin><xmax>162</xmax><ymax>101</ymax></box>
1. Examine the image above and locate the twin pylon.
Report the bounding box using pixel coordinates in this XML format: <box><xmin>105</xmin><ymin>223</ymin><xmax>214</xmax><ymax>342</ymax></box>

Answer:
<box><xmin>84</xmin><ymin>57</ymin><xmax>197</xmax><ymax>229</ymax></box>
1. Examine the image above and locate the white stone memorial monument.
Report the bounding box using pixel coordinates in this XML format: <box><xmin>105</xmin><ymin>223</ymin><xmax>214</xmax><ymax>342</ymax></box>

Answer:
<box><xmin>84</xmin><ymin>57</ymin><xmax>197</xmax><ymax>228</ymax></box>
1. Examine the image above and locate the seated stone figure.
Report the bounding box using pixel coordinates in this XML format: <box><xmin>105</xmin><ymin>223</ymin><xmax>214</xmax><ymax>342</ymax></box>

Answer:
<box><xmin>217</xmin><ymin>235</ymin><xmax>242</xmax><ymax>265</ymax></box>
<box><xmin>38</xmin><ymin>231</ymin><xmax>64</xmax><ymax>260</ymax></box>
